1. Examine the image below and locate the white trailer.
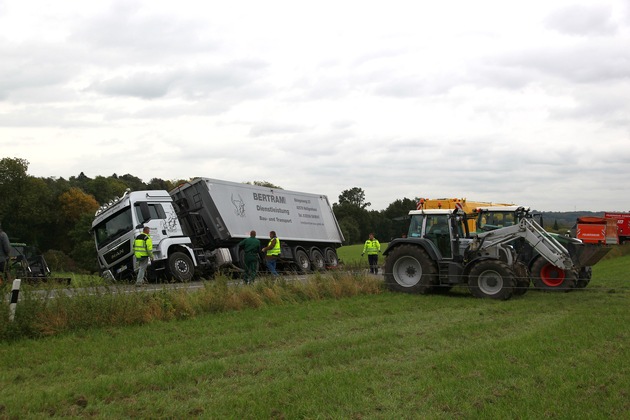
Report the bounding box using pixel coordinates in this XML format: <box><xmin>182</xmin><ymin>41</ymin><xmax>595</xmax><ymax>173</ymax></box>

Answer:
<box><xmin>169</xmin><ymin>178</ymin><xmax>344</xmax><ymax>273</ymax></box>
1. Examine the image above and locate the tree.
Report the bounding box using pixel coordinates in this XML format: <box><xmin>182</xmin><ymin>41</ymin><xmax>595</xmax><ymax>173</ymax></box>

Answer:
<box><xmin>337</xmin><ymin>187</ymin><xmax>370</xmax><ymax>209</ymax></box>
<box><xmin>246</xmin><ymin>181</ymin><xmax>283</xmax><ymax>189</ymax></box>
<box><xmin>59</xmin><ymin>188</ymin><xmax>99</xmax><ymax>223</ymax></box>
<box><xmin>382</xmin><ymin>198</ymin><xmax>417</xmax><ymax>239</ymax></box>
<box><xmin>85</xmin><ymin>176</ymin><xmax>129</xmax><ymax>204</ymax></box>
<box><xmin>118</xmin><ymin>174</ymin><xmax>146</xmax><ymax>192</ymax></box>
<box><xmin>0</xmin><ymin>157</ymin><xmax>30</xmax><ymax>221</ymax></box>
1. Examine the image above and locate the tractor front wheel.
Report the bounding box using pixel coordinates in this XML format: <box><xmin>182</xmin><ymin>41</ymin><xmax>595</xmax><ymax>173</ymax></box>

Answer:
<box><xmin>468</xmin><ymin>260</ymin><xmax>515</xmax><ymax>300</ymax></box>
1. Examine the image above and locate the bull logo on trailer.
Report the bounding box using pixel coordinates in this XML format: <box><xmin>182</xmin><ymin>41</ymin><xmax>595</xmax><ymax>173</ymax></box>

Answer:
<box><xmin>231</xmin><ymin>194</ymin><xmax>246</xmax><ymax>218</ymax></box>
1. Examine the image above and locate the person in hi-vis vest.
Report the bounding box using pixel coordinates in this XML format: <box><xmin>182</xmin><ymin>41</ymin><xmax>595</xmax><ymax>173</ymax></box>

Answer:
<box><xmin>262</xmin><ymin>231</ymin><xmax>280</xmax><ymax>276</ymax></box>
<box><xmin>362</xmin><ymin>232</ymin><xmax>381</xmax><ymax>274</ymax></box>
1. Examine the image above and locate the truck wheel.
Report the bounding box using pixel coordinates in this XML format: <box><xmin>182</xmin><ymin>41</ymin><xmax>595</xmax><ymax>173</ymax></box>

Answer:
<box><xmin>310</xmin><ymin>249</ymin><xmax>325</xmax><ymax>271</ymax></box>
<box><xmin>468</xmin><ymin>260</ymin><xmax>515</xmax><ymax>300</ymax></box>
<box><xmin>168</xmin><ymin>252</ymin><xmax>194</xmax><ymax>282</ymax></box>
<box><xmin>324</xmin><ymin>248</ymin><xmax>339</xmax><ymax>268</ymax></box>
<box><xmin>295</xmin><ymin>249</ymin><xmax>311</xmax><ymax>272</ymax></box>
<box><xmin>576</xmin><ymin>266</ymin><xmax>592</xmax><ymax>289</ymax></box>
<box><xmin>530</xmin><ymin>257</ymin><xmax>576</xmax><ymax>292</ymax></box>
<box><xmin>383</xmin><ymin>245</ymin><xmax>437</xmax><ymax>294</ymax></box>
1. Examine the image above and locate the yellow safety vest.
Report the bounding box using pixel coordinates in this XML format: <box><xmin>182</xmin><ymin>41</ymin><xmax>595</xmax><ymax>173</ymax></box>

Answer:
<box><xmin>266</xmin><ymin>237</ymin><xmax>281</xmax><ymax>256</ymax></box>
<box><xmin>133</xmin><ymin>233</ymin><xmax>153</xmax><ymax>258</ymax></box>
<box><xmin>363</xmin><ymin>239</ymin><xmax>380</xmax><ymax>255</ymax></box>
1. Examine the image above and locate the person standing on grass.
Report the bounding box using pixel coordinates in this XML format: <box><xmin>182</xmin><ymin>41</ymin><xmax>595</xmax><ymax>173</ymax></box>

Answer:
<box><xmin>262</xmin><ymin>231</ymin><xmax>280</xmax><ymax>276</ymax></box>
<box><xmin>0</xmin><ymin>222</ymin><xmax>11</xmax><ymax>283</ymax></box>
<box><xmin>361</xmin><ymin>232</ymin><xmax>381</xmax><ymax>274</ymax></box>
<box><xmin>238</xmin><ymin>230</ymin><xmax>261</xmax><ymax>284</ymax></box>
<box><xmin>133</xmin><ymin>226</ymin><xmax>153</xmax><ymax>286</ymax></box>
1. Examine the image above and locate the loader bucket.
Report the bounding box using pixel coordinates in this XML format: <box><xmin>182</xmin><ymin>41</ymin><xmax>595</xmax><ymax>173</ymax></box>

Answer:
<box><xmin>567</xmin><ymin>243</ymin><xmax>612</xmax><ymax>268</ymax></box>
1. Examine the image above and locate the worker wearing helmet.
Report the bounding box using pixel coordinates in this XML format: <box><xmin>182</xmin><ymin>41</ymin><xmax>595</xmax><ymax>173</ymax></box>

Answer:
<box><xmin>362</xmin><ymin>232</ymin><xmax>381</xmax><ymax>274</ymax></box>
<box><xmin>133</xmin><ymin>226</ymin><xmax>154</xmax><ymax>286</ymax></box>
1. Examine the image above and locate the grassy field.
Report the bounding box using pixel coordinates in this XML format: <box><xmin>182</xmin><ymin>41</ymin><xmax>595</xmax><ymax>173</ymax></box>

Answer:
<box><xmin>0</xmin><ymin>253</ymin><xmax>628</xmax><ymax>417</ymax></box>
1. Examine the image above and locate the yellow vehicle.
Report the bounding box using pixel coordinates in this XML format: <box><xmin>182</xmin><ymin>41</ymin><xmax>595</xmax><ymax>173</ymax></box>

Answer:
<box><xmin>416</xmin><ymin>198</ymin><xmax>514</xmax><ymax>230</ymax></box>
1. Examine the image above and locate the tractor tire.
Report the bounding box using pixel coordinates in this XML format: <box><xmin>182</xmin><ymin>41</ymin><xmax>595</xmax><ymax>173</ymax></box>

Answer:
<box><xmin>468</xmin><ymin>260</ymin><xmax>515</xmax><ymax>300</ymax></box>
<box><xmin>530</xmin><ymin>257</ymin><xmax>576</xmax><ymax>292</ymax></box>
<box><xmin>168</xmin><ymin>251</ymin><xmax>195</xmax><ymax>282</ymax></box>
<box><xmin>383</xmin><ymin>244</ymin><xmax>437</xmax><ymax>294</ymax></box>
<box><xmin>575</xmin><ymin>266</ymin><xmax>592</xmax><ymax>289</ymax></box>
<box><xmin>513</xmin><ymin>261</ymin><xmax>530</xmax><ymax>296</ymax></box>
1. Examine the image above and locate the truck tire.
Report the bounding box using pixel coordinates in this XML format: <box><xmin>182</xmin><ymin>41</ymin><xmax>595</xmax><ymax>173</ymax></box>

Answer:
<box><xmin>576</xmin><ymin>266</ymin><xmax>592</xmax><ymax>289</ymax></box>
<box><xmin>324</xmin><ymin>247</ymin><xmax>339</xmax><ymax>268</ymax></box>
<box><xmin>295</xmin><ymin>249</ymin><xmax>311</xmax><ymax>273</ymax></box>
<box><xmin>530</xmin><ymin>257</ymin><xmax>576</xmax><ymax>292</ymax></box>
<box><xmin>468</xmin><ymin>260</ymin><xmax>515</xmax><ymax>300</ymax></box>
<box><xmin>168</xmin><ymin>251</ymin><xmax>194</xmax><ymax>282</ymax></box>
<box><xmin>383</xmin><ymin>245</ymin><xmax>437</xmax><ymax>294</ymax></box>
<box><xmin>310</xmin><ymin>249</ymin><xmax>325</xmax><ymax>271</ymax></box>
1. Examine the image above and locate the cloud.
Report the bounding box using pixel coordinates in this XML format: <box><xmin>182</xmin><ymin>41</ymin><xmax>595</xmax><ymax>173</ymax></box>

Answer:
<box><xmin>544</xmin><ymin>4</ymin><xmax>617</xmax><ymax>36</ymax></box>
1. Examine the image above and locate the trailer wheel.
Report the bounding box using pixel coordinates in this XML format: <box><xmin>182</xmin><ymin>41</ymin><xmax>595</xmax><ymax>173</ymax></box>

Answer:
<box><xmin>530</xmin><ymin>257</ymin><xmax>576</xmax><ymax>292</ymax></box>
<box><xmin>468</xmin><ymin>260</ymin><xmax>515</xmax><ymax>300</ymax></box>
<box><xmin>383</xmin><ymin>245</ymin><xmax>437</xmax><ymax>294</ymax></box>
<box><xmin>168</xmin><ymin>251</ymin><xmax>194</xmax><ymax>282</ymax></box>
<box><xmin>310</xmin><ymin>249</ymin><xmax>325</xmax><ymax>271</ymax></box>
<box><xmin>324</xmin><ymin>248</ymin><xmax>339</xmax><ymax>268</ymax></box>
<box><xmin>295</xmin><ymin>249</ymin><xmax>311</xmax><ymax>272</ymax></box>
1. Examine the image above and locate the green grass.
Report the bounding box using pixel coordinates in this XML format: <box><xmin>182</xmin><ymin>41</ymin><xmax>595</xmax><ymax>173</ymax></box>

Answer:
<box><xmin>0</xmin><ymin>256</ymin><xmax>628</xmax><ymax>417</ymax></box>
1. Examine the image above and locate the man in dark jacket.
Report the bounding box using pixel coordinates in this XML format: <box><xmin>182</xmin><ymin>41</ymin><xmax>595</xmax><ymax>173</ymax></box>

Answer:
<box><xmin>238</xmin><ymin>230</ymin><xmax>261</xmax><ymax>284</ymax></box>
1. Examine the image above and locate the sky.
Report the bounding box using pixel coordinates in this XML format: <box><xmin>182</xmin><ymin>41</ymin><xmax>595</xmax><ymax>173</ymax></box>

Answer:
<box><xmin>1</xmin><ymin>0</ymin><xmax>629</xmax><ymax>212</ymax></box>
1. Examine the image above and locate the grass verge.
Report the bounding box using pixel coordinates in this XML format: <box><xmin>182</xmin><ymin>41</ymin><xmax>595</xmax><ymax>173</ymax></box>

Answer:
<box><xmin>0</xmin><ymin>255</ymin><xmax>628</xmax><ymax>417</ymax></box>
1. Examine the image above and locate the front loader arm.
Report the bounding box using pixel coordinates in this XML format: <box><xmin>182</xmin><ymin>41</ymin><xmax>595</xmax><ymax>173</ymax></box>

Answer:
<box><xmin>473</xmin><ymin>218</ymin><xmax>574</xmax><ymax>271</ymax></box>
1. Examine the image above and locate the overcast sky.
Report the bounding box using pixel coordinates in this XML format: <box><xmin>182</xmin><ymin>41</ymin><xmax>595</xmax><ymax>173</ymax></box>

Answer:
<box><xmin>1</xmin><ymin>0</ymin><xmax>629</xmax><ymax>212</ymax></box>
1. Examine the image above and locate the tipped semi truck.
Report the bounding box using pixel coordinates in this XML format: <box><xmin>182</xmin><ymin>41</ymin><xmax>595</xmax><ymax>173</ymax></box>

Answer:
<box><xmin>91</xmin><ymin>178</ymin><xmax>344</xmax><ymax>282</ymax></box>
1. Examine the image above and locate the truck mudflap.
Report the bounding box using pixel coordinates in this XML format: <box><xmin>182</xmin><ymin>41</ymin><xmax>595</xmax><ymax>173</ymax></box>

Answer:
<box><xmin>567</xmin><ymin>243</ymin><xmax>612</xmax><ymax>268</ymax></box>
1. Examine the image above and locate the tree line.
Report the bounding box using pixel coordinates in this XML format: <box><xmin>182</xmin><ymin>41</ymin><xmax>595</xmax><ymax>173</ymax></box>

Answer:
<box><xmin>0</xmin><ymin>157</ymin><xmax>416</xmax><ymax>274</ymax></box>
<box><xmin>1</xmin><ymin>156</ymin><xmax>592</xmax><ymax>275</ymax></box>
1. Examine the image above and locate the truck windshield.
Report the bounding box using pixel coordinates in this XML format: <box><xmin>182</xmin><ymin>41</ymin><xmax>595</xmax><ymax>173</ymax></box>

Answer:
<box><xmin>93</xmin><ymin>208</ymin><xmax>133</xmax><ymax>249</ymax></box>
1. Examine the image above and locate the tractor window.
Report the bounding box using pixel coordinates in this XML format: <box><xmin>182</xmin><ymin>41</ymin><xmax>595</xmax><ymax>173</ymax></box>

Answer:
<box><xmin>425</xmin><ymin>215</ymin><xmax>452</xmax><ymax>258</ymax></box>
<box><xmin>479</xmin><ymin>211</ymin><xmax>515</xmax><ymax>231</ymax></box>
<box><xmin>408</xmin><ymin>215</ymin><xmax>424</xmax><ymax>237</ymax></box>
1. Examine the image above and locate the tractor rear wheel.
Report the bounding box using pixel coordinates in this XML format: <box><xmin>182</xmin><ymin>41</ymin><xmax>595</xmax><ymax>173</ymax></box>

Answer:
<box><xmin>383</xmin><ymin>245</ymin><xmax>437</xmax><ymax>294</ymax></box>
<box><xmin>468</xmin><ymin>260</ymin><xmax>515</xmax><ymax>300</ymax></box>
<box><xmin>531</xmin><ymin>257</ymin><xmax>576</xmax><ymax>292</ymax></box>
